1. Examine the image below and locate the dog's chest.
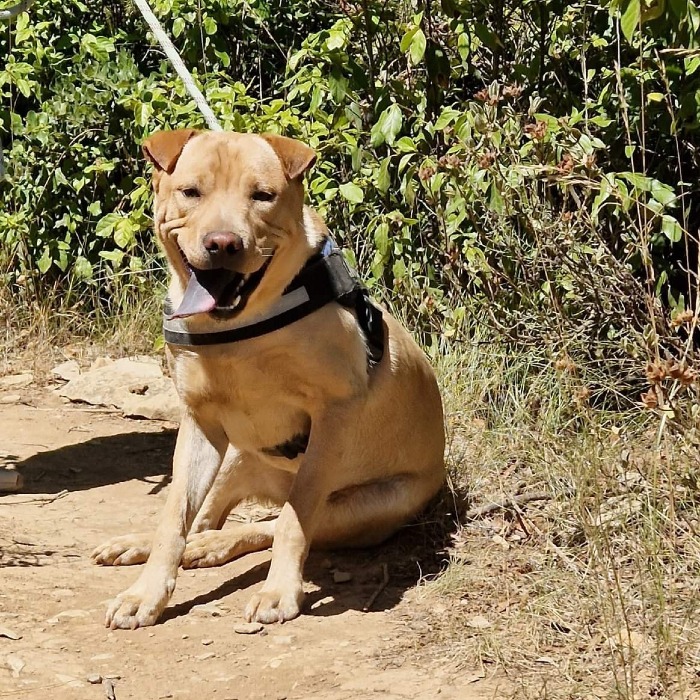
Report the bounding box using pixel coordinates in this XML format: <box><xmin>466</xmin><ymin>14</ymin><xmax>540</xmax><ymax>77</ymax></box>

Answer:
<box><xmin>172</xmin><ymin>349</ymin><xmax>313</xmax><ymax>453</ymax></box>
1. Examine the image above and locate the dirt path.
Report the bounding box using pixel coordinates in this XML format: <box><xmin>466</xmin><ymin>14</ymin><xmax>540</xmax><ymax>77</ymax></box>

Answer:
<box><xmin>0</xmin><ymin>391</ymin><xmax>506</xmax><ymax>699</ymax></box>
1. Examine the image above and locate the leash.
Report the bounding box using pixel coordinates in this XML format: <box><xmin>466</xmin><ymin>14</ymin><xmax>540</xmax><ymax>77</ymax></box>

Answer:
<box><xmin>131</xmin><ymin>0</ymin><xmax>222</xmax><ymax>131</ymax></box>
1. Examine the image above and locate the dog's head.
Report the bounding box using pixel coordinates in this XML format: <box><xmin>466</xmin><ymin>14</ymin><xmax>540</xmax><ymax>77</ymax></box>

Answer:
<box><xmin>143</xmin><ymin>130</ymin><xmax>318</xmax><ymax>320</ymax></box>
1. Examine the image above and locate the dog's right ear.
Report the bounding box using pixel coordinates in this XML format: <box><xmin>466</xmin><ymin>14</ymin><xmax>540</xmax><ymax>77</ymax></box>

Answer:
<box><xmin>142</xmin><ymin>129</ymin><xmax>200</xmax><ymax>174</ymax></box>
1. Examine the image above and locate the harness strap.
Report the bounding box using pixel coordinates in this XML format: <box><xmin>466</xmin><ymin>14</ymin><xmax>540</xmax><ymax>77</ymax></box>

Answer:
<box><xmin>162</xmin><ymin>243</ymin><xmax>385</xmax><ymax>367</ymax></box>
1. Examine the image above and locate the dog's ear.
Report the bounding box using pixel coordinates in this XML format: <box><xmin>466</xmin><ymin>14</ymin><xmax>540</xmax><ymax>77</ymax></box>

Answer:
<box><xmin>261</xmin><ymin>134</ymin><xmax>317</xmax><ymax>180</ymax></box>
<box><xmin>142</xmin><ymin>129</ymin><xmax>200</xmax><ymax>174</ymax></box>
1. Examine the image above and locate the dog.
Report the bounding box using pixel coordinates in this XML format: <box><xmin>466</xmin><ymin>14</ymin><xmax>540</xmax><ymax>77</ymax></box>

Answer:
<box><xmin>92</xmin><ymin>130</ymin><xmax>445</xmax><ymax>629</ymax></box>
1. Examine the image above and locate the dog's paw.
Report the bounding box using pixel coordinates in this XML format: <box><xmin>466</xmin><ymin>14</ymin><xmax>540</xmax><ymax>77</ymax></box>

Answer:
<box><xmin>92</xmin><ymin>534</ymin><xmax>152</xmax><ymax>566</ymax></box>
<box><xmin>182</xmin><ymin>531</ymin><xmax>234</xmax><ymax>569</ymax></box>
<box><xmin>104</xmin><ymin>579</ymin><xmax>173</xmax><ymax>630</ymax></box>
<box><xmin>244</xmin><ymin>584</ymin><xmax>304</xmax><ymax>624</ymax></box>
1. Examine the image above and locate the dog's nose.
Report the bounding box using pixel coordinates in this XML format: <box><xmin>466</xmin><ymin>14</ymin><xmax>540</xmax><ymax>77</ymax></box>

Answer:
<box><xmin>203</xmin><ymin>231</ymin><xmax>243</xmax><ymax>263</ymax></box>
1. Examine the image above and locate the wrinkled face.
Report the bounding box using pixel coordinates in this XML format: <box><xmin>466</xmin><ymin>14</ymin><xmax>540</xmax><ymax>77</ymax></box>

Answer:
<box><xmin>144</xmin><ymin>130</ymin><xmax>316</xmax><ymax>320</ymax></box>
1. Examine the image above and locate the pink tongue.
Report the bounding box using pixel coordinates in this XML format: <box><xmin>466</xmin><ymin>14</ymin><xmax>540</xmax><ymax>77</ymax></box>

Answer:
<box><xmin>168</xmin><ymin>270</ymin><xmax>236</xmax><ymax>319</ymax></box>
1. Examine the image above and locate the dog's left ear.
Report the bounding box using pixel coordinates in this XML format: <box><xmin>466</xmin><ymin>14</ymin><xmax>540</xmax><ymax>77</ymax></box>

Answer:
<box><xmin>142</xmin><ymin>129</ymin><xmax>200</xmax><ymax>174</ymax></box>
<box><xmin>261</xmin><ymin>134</ymin><xmax>317</xmax><ymax>180</ymax></box>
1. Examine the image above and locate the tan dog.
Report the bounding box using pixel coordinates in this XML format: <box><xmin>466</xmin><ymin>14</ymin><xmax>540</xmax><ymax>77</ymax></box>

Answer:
<box><xmin>92</xmin><ymin>130</ymin><xmax>445</xmax><ymax>629</ymax></box>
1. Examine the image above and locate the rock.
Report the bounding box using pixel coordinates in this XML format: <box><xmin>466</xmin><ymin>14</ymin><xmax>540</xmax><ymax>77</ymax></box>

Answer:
<box><xmin>0</xmin><ymin>373</ymin><xmax>33</xmax><ymax>389</ymax></box>
<box><xmin>87</xmin><ymin>673</ymin><xmax>103</xmax><ymax>684</ymax></box>
<box><xmin>103</xmin><ymin>678</ymin><xmax>116</xmax><ymax>700</ymax></box>
<box><xmin>47</xmin><ymin>608</ymin><xmax>91</xmax><ymax>624</ymax></box>
<box><xmin>201</xmin><ymin>638</ymin><xmax>214</xmax><ymax>646</ymax></box>
<box><xmin>51</xmin><ymin>360</ymin><xmax>80</xmax><ymax>382</ymax></box>
<box><xmin>6</xmin><ymin>653</ymin><xmax>25</xmax><ymax>677</ymax></box>
<box><xmin>0</xmin><ymin>394</ymin><xmax>21</xmax><ymax>405</ymax></box>
<box><xmin>0</xmin><ymin>626</ymin><xmax>21</xmax><ymax>640</ymax></box>
<box><xmin>58</xmin><ymin>357</ymin><xmax>181</xmax><ymax>422</ymax></box>
<box><xmin>320</xmin><ymin>558</ymin><xmax>333</xmax><ymax>569</ymax></box>
<box><xmin>333</xmin><ymin>570</ymin><xmax>352</xmax><ymax>584</ymax></box>
<box><xmin>466</xmin><ymin>615</ymin><xmax>492</xmax><ymax>629</ymax></box>
<box><xmin>195</xmin><ymin>652</ymin><xmax>216</xmax><ymax>661</ymax></box>
<box><xmin>193</xmin><ymin>604</ymin><xmax>226</xmax><ymax>618</ymax></box>
<box><xmin>90</xmin><ymin>357</ymin><xmax>113</xmax><ymax>370</ymax></box>
<box><xmin>234</xmin><ymin>622</ymin><xmax>263</xmax><ymax>635</ymax></box>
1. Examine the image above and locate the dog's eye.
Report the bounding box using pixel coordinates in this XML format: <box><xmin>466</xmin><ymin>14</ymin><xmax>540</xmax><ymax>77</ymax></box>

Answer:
<box><xmin>251</xmin><ymin>190</ymin><xmax>276</xmax><ymax>202</ymax></box>
<box><xmin>181</xmin><ymin>187</ymin><xmax>201</xmax><ymax>199</ymax></box>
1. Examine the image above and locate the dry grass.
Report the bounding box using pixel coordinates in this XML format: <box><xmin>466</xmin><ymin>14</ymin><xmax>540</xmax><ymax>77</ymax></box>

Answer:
<box><xmin>407</xmin><ymin>347</ymin><xmax>700</xmax><ymax>699</ymax></box>
<box><xmin>0</xmin><ymin>274</ymin><xmax>165</xmax><ymax>380</ymax></box>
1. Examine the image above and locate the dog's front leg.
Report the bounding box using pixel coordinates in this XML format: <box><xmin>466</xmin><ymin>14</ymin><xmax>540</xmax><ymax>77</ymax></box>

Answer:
<box><xmin>105</xmin><ymin>412</ymin><xmax>227</xmax><ymax>630</ymax></box>
<box><xmin>244</xmin><ymin>402</ymin><xmax>356</xmax><ymax>624</ymax></box>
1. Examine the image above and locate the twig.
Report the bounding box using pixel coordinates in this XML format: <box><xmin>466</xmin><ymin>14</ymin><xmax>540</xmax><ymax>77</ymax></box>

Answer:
<box><xmin>0</xmin><ymin>489</ymin><xmax>69</xmax><ymax>505</ymax></box>
<box><xmin>363</xmin><ymin>563</ymin><xmax>389</xmax><ymax>612</ymax></box>
<box><xmin>466</xmin><ymin>491</ymin><xmax>552</xmax><ymax>520</ymax></box>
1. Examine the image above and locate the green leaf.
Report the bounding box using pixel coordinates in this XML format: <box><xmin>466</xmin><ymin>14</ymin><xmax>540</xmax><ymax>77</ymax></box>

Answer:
<box><xmin>73</xmin><ymin>256</ymin><xmax>93</xmax><ymax>280</ymax></box>
<box><xmin>619</xmin><ymin>171</ymin><xmax>654</xmax><ymax>191</ymax></box>
<box><xmin>377</xmin><ymin>157</ymin><xmax>391</xmax><ymax>193</ymax></box>
<box><xmin>400</xmin><ymin>26</ymin><xmax>419</xmax><ymax>53</ymax></box>
<box><xmin>651</xmin><ymin>181</ymin><xmax>676</xmax><ymax>206</ymax></box>
<box><xmin>488</xmin><ymin>182</ymin><xmax>504</xmax><ymax>214</ymax></box>
<box><xmin>370</xmin><ymin>104</ymin><xmax>403</xmax><ymax>147</ymax></box>
<box><xmin>173</xmin><ymin>17</ymin><xmax>185</xmax><ymax>37</ymax></box>
<box><xmin>621</xmin><ymin>0</ymin><xmax>640</xmax><ymax>43</ymax></box>
<box><xmin>339</xmin><ymin>182</ymin><xmax>364</xmax><ymax>203</ymax></box>
<box><xmin>374</xmin><ymin>222</ymin><xmax>390</xmax><ymax>255</ymax></box>
<box><xmin>661</xmin><ymin>215</ymin><xmax>683</xmax><ymax>242</ymax></box>
<box><xmin>409</xmin><ymin>28</ymin><xmax>426</xmax><ymax>65</ymax></box>
<box><xmin>203</xmin><ymin>16</ymin><xmax>217</xmax><ymax>35</ymax></box>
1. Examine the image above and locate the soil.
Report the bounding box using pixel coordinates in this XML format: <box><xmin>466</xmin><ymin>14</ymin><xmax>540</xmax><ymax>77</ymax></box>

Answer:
<box><xmin>0</xmin><ymin>389</ymin><xmax>508</xmax><ymax>700</ymax></box>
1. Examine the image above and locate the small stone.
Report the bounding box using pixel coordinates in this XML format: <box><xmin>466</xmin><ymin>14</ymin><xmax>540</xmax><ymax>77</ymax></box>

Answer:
<box><xmin>87</xmin><ymin>673</ymin><xmax>103</xmax><ymax>684</ymax></box>
<box><xmin>0</xmin><ymin>394</ymin><xmax>21</xmax><ymax>405</ymax></box>
<box><xmin>181</xmin><ymin>634</ymin><xmax>189</xmax><ymax>640</ymax></box>
<box><xmin>195</xmin><ymin>652</ymin><xmax>216</xmax><ymax>661</ymax></box>
<box><xmin>466</xmin><ymin>615</ymin><xmax>492</xmax><ymax>629</ymax></box>
<box><xmin>333</xmin><ymin>570</ymin><xmax>352</xmax><ymax>584</ymax></box>
<box><xmin>234</xmin><ymin>622</ymin><xmax>263</xmax><ymax>635</ymax></box>
<box><xmin>201</xmin><ymin>638</ymin><xmax>214</xmax><ymax>646</ymax></box>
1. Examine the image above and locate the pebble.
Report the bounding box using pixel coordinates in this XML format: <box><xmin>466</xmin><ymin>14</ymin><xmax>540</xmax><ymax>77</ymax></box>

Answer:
<box><xmin>195</xmin><ymin>652</ymin><xmax>216</xmax><ymax>661</ymax></box>
<box><xmin>87</xmin><ymin>673</ymin><xmax>103</xmax><ymax>684</ymax></box>
<box><xmin>333</xmin><ymin>570</ymin><xmax>353</xmax><ymax>584</ymax></box>
<box><xmin>234</xmin><ymin>622</ymin><xmax>263</xmax><ymax>635</ymax></box>
<box><xmin>0</xmin><ymin>394</ymin><xmax>21</xmax><ymax>404</ymax></box>
<box><xmin>201</xmin><ymin>638</ymin><xmax>214</xmax><ymax>646</ymax></box>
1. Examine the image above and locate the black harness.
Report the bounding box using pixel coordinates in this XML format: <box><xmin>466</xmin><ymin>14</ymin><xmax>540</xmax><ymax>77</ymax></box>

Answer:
<box><xmin>162</xmin><ymin>239</ymin><xmax>386</xmax><ymax>460</ymax></box>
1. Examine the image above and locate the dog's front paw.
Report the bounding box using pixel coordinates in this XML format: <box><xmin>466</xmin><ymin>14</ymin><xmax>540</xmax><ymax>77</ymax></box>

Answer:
<box><xmin>244</xmin><ymin>583</ymin><xmax>304</xmax><ymax>624</ymax></box>
<box><xmin>92</xmin><ymin>534</ymin><xmax>152</xmax><ymax>566</ymax></box>
<box><xmin>105</xmin><ymin>579</ymin><xmax>173</xmax><ymax>630</ymax></box>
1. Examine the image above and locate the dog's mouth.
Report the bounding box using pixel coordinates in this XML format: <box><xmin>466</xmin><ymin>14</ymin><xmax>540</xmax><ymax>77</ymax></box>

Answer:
<box><xmin>168</xmin><ymin>246</ymin><xmax>271</xmax><ymax>320</ymax></box>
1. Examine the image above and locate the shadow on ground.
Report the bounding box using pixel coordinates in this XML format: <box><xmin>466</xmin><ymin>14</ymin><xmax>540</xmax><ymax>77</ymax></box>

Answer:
<box><xmin>6</xmin><ymin>429</ymin><xmax>458</xmax><ymax>618</ymax></box>
<box><xmin>11</xmin><ymin>429</ymin><xmax>176</xmax><ymax>494</ymax></box>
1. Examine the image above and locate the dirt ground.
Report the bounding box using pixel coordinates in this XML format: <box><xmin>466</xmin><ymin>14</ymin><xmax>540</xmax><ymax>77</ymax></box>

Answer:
<box><xmin>0</xmin><ymin>388</ymin><xmax>509</xmax><ymax>700</ymax></box>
